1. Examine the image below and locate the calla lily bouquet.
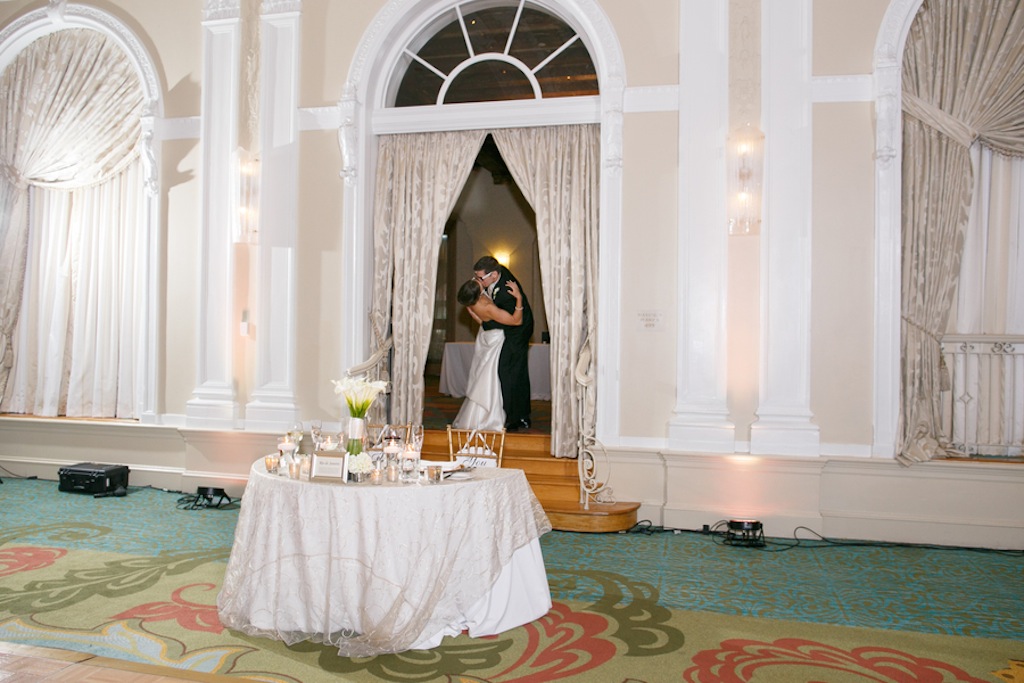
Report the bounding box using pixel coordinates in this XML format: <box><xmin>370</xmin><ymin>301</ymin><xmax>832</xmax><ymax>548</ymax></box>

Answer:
<box><xmin>332</xmin><ymin>375</ymin><xmax>388</xmax><ymax>418</ymax></box>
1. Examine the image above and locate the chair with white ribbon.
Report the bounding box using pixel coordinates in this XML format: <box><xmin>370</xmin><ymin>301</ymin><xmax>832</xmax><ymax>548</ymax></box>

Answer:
<box><xmin>447</xmin><ymin>426</ymin><xmax>505</xmax><ymax>468</ymax></box>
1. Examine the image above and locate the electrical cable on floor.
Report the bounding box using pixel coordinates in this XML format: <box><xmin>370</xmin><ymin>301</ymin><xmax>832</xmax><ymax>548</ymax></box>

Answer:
<box><xmin>623</xmin><ymin>519</ymin><xmax>1022</xmax><ymax>556</ymax></box>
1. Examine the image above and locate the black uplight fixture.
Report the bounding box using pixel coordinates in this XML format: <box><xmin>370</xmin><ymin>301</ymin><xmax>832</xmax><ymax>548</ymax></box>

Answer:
<box><xmin>725</xmin><ymin>519</ymin><xmax>765</xmax><ymax>547</ymax></box>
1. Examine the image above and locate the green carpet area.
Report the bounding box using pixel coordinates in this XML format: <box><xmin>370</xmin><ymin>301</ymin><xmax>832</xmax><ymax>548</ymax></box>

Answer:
<box><xmin>1</xmin><ymin>477</ymin><xmax>1021</xmax><ymax>682</ymax></box>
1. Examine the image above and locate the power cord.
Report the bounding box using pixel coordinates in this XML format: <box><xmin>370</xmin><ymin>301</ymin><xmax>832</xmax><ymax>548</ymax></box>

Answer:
<box><xmin>622</xmin><ymin>519</ymin><xmax>1022</xmax><ymax>555</ymax></box>
<box><xmin>176</xmin><ymin>487</ymin><xmax>239</xmax><ymax>511</ymax></box>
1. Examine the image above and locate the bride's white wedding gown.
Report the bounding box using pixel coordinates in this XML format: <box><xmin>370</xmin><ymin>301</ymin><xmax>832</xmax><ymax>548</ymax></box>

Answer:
<box><xmin>452</xmin><ymin>328</ymin><xmax>505</xmax><ymax>430</ymax></box>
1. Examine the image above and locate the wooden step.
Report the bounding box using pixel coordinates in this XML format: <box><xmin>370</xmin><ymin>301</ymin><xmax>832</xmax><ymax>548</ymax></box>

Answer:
<box><xmin>421</xmin><ymin>428</ymin><xmax>639</xmax><ymax>533</ymax></box>
<box><xmin>544</xmin><ymin>500</ymin><xmax>640</xmax><ymax>533</ymax></box>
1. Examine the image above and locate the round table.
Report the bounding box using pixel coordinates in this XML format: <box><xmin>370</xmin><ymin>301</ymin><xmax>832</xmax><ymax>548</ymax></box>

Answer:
<box><xmin>217</xmin><ymin>460</ymin><xmax>552</xmax><ymax>656</ymax></box>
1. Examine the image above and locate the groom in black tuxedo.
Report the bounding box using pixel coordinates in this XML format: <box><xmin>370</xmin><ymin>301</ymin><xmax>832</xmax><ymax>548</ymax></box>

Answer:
<box><xmin>473</xmin><ymin>256</ymin><xmax>534</xmax><ymax>432</ymax></box>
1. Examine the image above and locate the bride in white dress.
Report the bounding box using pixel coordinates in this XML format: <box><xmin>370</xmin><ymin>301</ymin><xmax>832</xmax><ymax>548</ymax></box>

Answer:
<box><xmin>452</xmin><ymin>277</ymin><xmax>525</xmax><ymax>430</ymax></box>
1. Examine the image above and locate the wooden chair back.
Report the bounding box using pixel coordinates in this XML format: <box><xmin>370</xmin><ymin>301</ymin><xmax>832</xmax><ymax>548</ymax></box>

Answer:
<box><xmin>446</xmin><ymin>426</ymin><xmax>505</xmax><ymax>468</ymax></box>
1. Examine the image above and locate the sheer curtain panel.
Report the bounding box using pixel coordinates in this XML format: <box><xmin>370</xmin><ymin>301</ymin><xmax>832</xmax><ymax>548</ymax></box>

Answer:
<box><xmin>0</xmin><ymin>29</ymin><xmax>144</xmax><ymax>417</ymax></box>
<box><xmin>899</xmin><ymin>0</ymin><xmax>1024</xmax><ymax>463</ymax></box>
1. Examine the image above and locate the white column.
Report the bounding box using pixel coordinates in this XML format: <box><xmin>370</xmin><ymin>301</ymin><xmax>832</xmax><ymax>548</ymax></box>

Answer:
<box><xmin>750</xmin><ymin>0</ymin><xmax>820</xmax><ymax>456</ymax></box>
<box><xmin>187</xmin><ymin>2</ymin><xmax>242</xmax><ymax>428</ymax></box>
<box><xmin>667</xmin><ymin>1</ymin><xmax>735</xmax><ymax>452</ymax></box>
<box><xmin>245</xmin><ymin>1</ymin><xmax>302</xmax><ymax>430</ymax></box>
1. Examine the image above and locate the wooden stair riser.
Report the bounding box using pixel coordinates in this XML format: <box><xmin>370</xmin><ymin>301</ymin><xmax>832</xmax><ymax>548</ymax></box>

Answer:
<box><xmin>420</xmin><ymin>429</ymin><xmax>638</xmax><ymax>532</ymax></box>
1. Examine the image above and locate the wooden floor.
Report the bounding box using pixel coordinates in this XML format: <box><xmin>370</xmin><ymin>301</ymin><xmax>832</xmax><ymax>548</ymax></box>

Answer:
<box><xmin>0</xmin><ymin>640</ymin><xmax>239</xmax><ymax>682</ymax></box>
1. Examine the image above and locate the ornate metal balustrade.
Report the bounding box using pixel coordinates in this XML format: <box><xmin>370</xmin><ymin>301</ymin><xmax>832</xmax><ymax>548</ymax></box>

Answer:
<box><xmin>940</xmin><ymin>335</ymin><xmax>1024</xmax><ymax>457</ymax></box>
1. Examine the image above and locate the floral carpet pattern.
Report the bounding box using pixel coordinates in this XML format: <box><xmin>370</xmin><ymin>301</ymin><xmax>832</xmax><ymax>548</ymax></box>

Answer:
<box><xmin>0</xmin><ymin>478</ymin><xmax>1021</xmax><ymax>682</ymax></box>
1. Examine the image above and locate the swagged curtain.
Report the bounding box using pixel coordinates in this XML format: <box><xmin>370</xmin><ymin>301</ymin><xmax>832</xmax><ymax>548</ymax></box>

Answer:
<box><xmin>367</xmin><ymin>131</ymin><xmax>487</xmax><ymax>424</ymax></box>
<box><xmin>898</xmin><ymin>0</ymin><xmax>1024</xmax><ymax>464</ymax></box>
<box><xmin>493</xmin><ymin>125</ymin><xmax>599</xmax><ymax>459</ymax></box>
<box><xmin>0</xmin><ymin>30</ymin><xmax>144</xmax><ymax>417</ymax></box>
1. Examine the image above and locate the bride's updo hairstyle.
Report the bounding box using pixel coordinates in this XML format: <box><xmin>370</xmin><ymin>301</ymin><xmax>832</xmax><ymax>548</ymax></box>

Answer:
<box><xmin>457</xmin><ymin>279</ymin><xmax>483</xmax><ymax>306</ymax></box>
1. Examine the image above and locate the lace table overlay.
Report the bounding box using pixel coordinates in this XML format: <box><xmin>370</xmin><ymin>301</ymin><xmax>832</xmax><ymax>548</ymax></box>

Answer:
<box><xmin>217</xmin><ymin>462</ymin><xmax>552</xmax><ymax>656</ymax></box>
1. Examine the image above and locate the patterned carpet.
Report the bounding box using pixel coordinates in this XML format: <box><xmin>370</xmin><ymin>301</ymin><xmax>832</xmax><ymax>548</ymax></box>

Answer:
<box><xmin>0</xmin><ymin>477</ymin><xmax>1021</xmax><ymax>682</ymax></box>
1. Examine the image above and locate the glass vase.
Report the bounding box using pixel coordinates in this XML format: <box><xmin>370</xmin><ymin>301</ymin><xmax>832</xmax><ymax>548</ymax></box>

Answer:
<box><xmin>347</xmin><ymin>416</ymin><xmax>366</xmax><ymax>455</ymax></box>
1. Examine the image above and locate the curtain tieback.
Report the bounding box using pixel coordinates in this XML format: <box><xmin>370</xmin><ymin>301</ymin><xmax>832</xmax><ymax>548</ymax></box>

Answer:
<box><xmin>348</xmin><ymin>336</ymin><xmax>393</xmax><ymax>377</ymax></box>
<box><xmin>900</xmin><ymin>314</ymin><xmax>943</xmax><ymax>344</ymax></box>
<box><xmin>902</xmin><ymin>93</ymin><xmax>977</xmax><ymax>149</ymax></box>
<box><xmin>0</xmin><ymin>163</ymin><xmax>26</xmax><ymax>190</ymax></box>
<box><xmin>901</xmin><ymin>315</ymin><xmax>950</xmax><ymax>389</ymax></box>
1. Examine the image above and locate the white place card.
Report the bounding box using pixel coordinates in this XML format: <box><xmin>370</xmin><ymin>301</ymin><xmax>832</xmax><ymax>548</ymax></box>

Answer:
<box><xmin>311</xmin><ymin>453</ymin><xmax>348</xmax><ymax>480</ymax></box>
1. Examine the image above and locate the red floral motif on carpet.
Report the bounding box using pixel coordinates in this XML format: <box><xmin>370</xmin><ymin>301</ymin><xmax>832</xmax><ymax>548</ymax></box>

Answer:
<box><xmin>0</xmin><ymin>547</ymin><xmax>67</xmax><ymax>577</ymax></box>
<box><xmin>492</xmin><ymin>601</ymin><xmax>618</xmax><ymax>682</ymax></box>
<box><xmin>112</xmin><ymin>583</ymin><xmax>223</xmax><ymax>634</ymax></box>
<box><xmin>683</xmin><ymin>638</ymin><xmax>990</xmax><ymax>683</ymax></box>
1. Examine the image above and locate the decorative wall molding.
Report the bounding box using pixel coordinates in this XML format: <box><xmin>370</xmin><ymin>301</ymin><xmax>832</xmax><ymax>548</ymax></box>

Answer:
<box><xmin>203</xmin><ymin>0</ymin><xmax>242</xmax><ymax>22</ymax></box>
<box><xmin>667</xmin><ymin>0</ymin><xmax>734</xmax><ymax>453</ymax></box>
<box><xmin>244</xmin><ymin>7</ymin><xmax>303</xmax><ymax>430</ymax></box>
<box><xmin>750</xmin><ymin>0</ymin><xmax>820</xmax><ymax>456</ymax></box>
<box><xmin>871</xmin><ymin>0</ymin><xmax>923</xmax><ymax>457</ymax></box>
<box><xmin>261</xmin><ymin>0</ymin><xmax>302</xmax><ymax>14</ymax></box>
<box><xmin>187</xmin><ymin>11</ymin><xmax>243</xmax><ymax>428</ymax></box>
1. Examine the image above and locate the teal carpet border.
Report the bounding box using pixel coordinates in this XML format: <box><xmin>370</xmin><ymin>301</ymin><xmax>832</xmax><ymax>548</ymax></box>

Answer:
<box><xmin>1</xmin><ymin>478</ymin><xmax>1020</xmax><ymax>641</ymax></box>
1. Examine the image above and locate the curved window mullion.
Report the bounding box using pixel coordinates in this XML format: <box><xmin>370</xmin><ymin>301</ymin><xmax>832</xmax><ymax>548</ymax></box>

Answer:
<box><xmin>438</xmin><ymin>53</ymin><xmax>541</xmax><ymax>103</ymax></box>
<box><xmin>393</xmin><ymin>1</ymin><xmax>598</xmax><ymax>107</ymax></box>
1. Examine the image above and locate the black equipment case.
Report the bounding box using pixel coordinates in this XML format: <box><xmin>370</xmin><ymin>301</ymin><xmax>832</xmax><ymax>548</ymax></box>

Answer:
<box><xmin>58</xmin><ymin>462</ymin><xmax>130</xmax><ymax>494</ymax></box>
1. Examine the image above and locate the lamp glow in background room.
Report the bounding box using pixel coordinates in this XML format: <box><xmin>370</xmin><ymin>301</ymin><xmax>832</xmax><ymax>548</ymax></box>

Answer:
<box><xmin>493</xmin><ymin>250</ymin><xmax>511</xmax><ymax>267</ymax></box>
<box><xmin>727</xmin><ymin>124</ymin><xmax>764</xmax><ymax>236</ymax></box>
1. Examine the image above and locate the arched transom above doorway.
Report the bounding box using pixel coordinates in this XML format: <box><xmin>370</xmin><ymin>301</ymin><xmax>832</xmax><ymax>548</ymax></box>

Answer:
<box><xmin>388</xmin><ymin>0</ymin><xmax>599</xmax><ymax>107</ymax></box>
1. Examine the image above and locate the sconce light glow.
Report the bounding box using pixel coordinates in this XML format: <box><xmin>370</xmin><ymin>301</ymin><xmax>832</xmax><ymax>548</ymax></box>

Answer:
<box><xmin>493</xmin><ymin>251</ymin><xmax>511</xmax><ymax>267</ymax></box>
<box><xmin>727</xmin><ymin>124</ymin><xmax>764</xmax><ymax>236</ymax></box>
<box><xmin>236</xmin><ymin>148</ymin><xmax>260</xmax><ymax>243</ymax></box>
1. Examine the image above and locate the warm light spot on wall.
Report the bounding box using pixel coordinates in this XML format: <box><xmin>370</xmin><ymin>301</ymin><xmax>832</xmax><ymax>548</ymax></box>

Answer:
<box><xmin>493</xmin><ymin>251</ymin><xmax>511</xmax><ymax>267</ymax></box>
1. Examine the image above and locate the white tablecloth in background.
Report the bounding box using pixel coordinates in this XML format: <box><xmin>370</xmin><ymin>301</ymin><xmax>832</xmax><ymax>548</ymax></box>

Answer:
<box><xmin>439</xmin><ymin>342</ymin><xmax>551</xmax><ymax>400</ymax></box>
<box><xmin>217</xmin><ymin>462</ymin><xmax>553</xmax><ymax>657</ymax></box>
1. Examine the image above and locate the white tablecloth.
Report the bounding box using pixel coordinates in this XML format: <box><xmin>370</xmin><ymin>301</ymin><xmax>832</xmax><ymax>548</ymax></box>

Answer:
<box><xmin>217</xmin><ymin>461</ymin><xmax>553</xmax><ymax>656</ymax></box>
<box><xmin>439</xmin><ymin>342</ymin><xmax>552</xmax><ymax>400</ymax></box>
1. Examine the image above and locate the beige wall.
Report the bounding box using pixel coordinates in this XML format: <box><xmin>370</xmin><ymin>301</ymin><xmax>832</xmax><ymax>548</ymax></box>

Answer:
<box><xmin>811</xmin><ymin>102</ymin><xmax>876</xmax><ymax>447</ymax></box>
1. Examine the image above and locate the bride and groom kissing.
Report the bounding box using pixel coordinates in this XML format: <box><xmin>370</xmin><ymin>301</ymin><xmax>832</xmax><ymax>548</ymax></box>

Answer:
<box><xmin>452</xmin><ymin>256</ymin><xmax>534</xmax><ymax>433</ymax></box>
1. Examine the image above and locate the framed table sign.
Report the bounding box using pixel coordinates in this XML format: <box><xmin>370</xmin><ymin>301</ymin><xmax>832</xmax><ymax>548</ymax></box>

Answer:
<box><xmin>311</xmin><ymin>452</ymin><xmax>348</xmax><ymax>481</ymax></box>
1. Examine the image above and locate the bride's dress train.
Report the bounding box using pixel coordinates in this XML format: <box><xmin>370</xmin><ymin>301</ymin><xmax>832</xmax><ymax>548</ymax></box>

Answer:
<box><xmin>453</xmin><ymin>328</ymin><xmax>505</xmax><ymax>431</ymax></box>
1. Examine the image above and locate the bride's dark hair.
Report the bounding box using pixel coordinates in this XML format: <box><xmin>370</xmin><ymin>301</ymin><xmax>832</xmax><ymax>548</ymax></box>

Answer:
<box><xmin>457</xmin><ymin>279</ymin><xmax>483</xmax><ymax>306</ymax></box>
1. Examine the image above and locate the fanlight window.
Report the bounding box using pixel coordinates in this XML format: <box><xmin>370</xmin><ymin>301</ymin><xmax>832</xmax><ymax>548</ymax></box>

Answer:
<box><xmin>392</xmin><ymin>0</ymin><xmax>598</xmax><ymax>107</ymax></box>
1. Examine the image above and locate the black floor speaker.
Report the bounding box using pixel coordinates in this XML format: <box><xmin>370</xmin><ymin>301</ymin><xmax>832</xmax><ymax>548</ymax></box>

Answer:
<box><xmin>58</xmin><ymin>462</ymin><xmax>130</xmax><ymax>495</ymax></box>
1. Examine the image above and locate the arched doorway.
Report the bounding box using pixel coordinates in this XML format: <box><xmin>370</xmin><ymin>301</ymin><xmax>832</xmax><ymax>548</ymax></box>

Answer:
<box><xmin>339</xmin><ymin>0</ymin><xmax>625</xmax><ymax>456</ymax></box>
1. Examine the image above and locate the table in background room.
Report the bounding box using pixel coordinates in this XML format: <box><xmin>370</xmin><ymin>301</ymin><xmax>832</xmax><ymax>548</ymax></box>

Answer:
<box><xmin>439</xmin><ymin>341</ymin><xmax>551</xmax><ymax>400</ymax></box>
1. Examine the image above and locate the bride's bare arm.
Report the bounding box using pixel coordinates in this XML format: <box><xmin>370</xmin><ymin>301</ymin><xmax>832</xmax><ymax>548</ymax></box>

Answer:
<box><xmin>475</xmin><ymin>283</ymin><xmax>523</xmax><ymax>325</ymax></box>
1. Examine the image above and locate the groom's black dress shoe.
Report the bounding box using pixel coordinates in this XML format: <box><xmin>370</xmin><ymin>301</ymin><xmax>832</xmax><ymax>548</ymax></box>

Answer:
<box><xmin>505</xmin><ymin>418</ymin><xmax>531</xmax><ymax>433</ymax></box>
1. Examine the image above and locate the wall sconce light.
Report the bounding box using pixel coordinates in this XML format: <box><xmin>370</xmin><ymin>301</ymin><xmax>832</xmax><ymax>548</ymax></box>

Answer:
<box><xmin>235</xmin><ymin>148</ymin><xmax>260</xmax><ymax>243</ymax></box>
<box><xmin>493</xmin><ymin>250</ymin><xmax>511</xmax><ymax>267</ymax></box>
<box><xmin>727</xmin><ymin>124</ymin><xmax>764</xmax><ymax>236</ymax></box>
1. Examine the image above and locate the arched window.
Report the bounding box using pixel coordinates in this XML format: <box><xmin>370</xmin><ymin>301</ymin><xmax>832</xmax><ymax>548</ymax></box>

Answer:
<box><xmin>0</xmin><ymin>7</ymin><xmax>161</xmax><ymax>421</ymax></box>
<box><xmin>391</xmin><ymin>1</ymin><xmax>598</xmax><ymax>107</ymax></box>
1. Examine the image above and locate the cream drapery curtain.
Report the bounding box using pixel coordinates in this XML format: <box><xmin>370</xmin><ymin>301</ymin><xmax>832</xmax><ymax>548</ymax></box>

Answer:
<box><xmin>0</xmin><ymin>30</ymin><xmax>144</xmax><ymax>416</ymax></box>
<box><xmin>493</xmin><ymin>125</ymin><xmax>599</xmax><ymax>459</ymax></box>
<box><xmin>898</xmin><ymin>0</ymin><xmax>1024</xmax><ymax>464</ymax></box>
<box><xmin>368</xmin><ymin>131</ymin><xmax>487</xmax><ymax>423</ymax></box>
